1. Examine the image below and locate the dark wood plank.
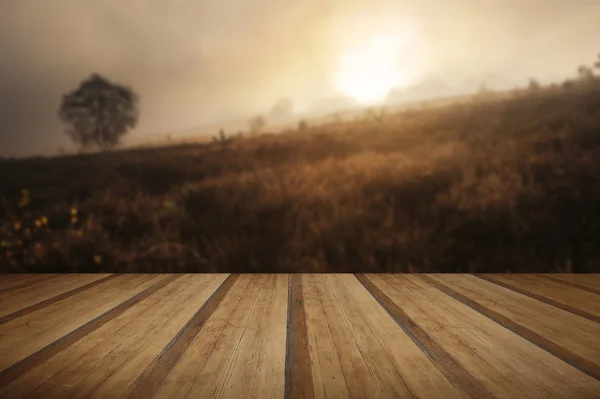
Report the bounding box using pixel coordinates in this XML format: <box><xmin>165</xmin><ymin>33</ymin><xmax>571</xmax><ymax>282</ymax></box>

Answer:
<box><xmin>0</xmin><ymin>274</ymin><xmax>179</xmax><ymax>389</ymax></box>
<box><xmin>285</xmin><ymin>275</ymin><xmax>315</xmax><ymax>399</ymax></box>
<box><xmin>355</xmin><ymin>274</ymin><xmax>494</xmax><ymax>399</ymax></box>
<box><xmin>420</xmin><ymin>275</ymin><xmax>600</xmax><ymax>381</ymax></box>
<box><xmin>125</xmin><ymin>274</ymin><xmax>239</xmax><ymax>399</ymax></box>
<box><xmin>476</xmin><ymin>274</ymin><xmax>600</xmax><ymax>323</ymax></box>
<box><xmin>0</xmin><ymin>274</ymin><xmax>120</xmax><ymax>325</ymax></box>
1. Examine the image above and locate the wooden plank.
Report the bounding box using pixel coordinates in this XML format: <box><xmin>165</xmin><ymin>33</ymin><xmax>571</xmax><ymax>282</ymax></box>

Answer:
<box><xmin>357</xmin><ymin>274</ymin><xmax>493</xmax><ymax>399</ymax></box>
<box><xmin>0</xmin><ymin>274</ymin><xmax>117</xmax><ymax>324</ymax></box>
<box><xmin>249</xmin><ymin>275</ymin><xmax>288</xmax><ymax>399</ymax></box>
<box><xmin>31</xmin><ymin>274</ymin><xmax>227</xmax><ymax>399</ymax></box>
<box><xmin>0</xmin><ymin>274</ymin><xmax>171</xmax><ymax>385</ymax></box>
<box><xmin>220</xmin><ymin>274</ymin><xmax>288</xmax><ymax>399</ymax></box>
<box><xmin>0</xmin><ymin>274</ymin><xmax>61</xmax><ymax>294</ymax></box>
<box><xmin>325</xmin><ymin>274</ymin><xmax>414</xmax><ymax>398</ymax></box>
<box><xmin>0</xmin><ymin>274</ymin><xmax>189</xmax><ymax>399</ymax></box>
<box><xmin>422</xmin><ymin>274</ymin><xmax>600</xmax><ymax>379</ymax></box>
<box><xmin>0</xmin><ymin>274</ymin><xmax>158</xmax><ymax>369</ymax></box>
<box><xmin>412</xmin><ymin>275</ymin><xmax>600</xmax><ymax>398</ymax></box>
<box><xmin>1</xmin><ymin>273</ymin><xmax>599</xmax><ymax>399</ymax></box>
<box><xmin>540</xmin><ymin>275</ymin><xmax>600</xmax><ymax>295</ymax></box>
<box><xmin>477</xmin><ymin>274</ymin><xmax>600</xmax><ymax>322</ymax></box>
<box><xmin>330</xmin><ymin>274</ymin><xmax>465</xmax><ymax>399</ymax></box>
<box><xmin>0</xmin><ymin>274</ymin><xmax>42</xmax><ymax>290</ymax></box>
<box><xmin>552</xmin><ymin>274</ymin><xmax>600</xmax><ymax>291</ymax></box>
<box><xmin>163</xmin><ymin>274</ymin><xmax>263</xmax><ymax>399</ymax></box>
<box><xmin>305</xmin><ymin>274</ymin><xmax>384</xmax><ymax>399</ymax></box>
<box><xmin>302</xmin><ymin>274</ymin><xmax>350</xmax><ymax>399</ymax></box>
<box><xmin>123</xmin><ymin>274</ymin><xmax>237</xmax><ymax>399</ymax></box>
<box><xmin>86</xmin><ymin>275</ymin><xmax>225</xmax><ymax>399</ymax></box>
<box><xmin>148</xmin><ymin>274</ymin><xmax>253</xmax><ymax>399</ymax></box>
<box><xmin>285</xmin><ymin>275</ymin><xmax>315</xmax><ymax>399</ymax></box>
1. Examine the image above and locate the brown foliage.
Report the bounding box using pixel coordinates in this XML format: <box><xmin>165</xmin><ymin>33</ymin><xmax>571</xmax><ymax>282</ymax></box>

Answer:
<box><xmin>3</xmin><ymin>83</ymin><xmax>600</xmax><ymax>272</ymax></box>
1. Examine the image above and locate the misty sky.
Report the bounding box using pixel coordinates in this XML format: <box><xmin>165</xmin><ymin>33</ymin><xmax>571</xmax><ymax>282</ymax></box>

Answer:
<box><xmin>1</xmin><ymin>0</ymin><xmax>599</xmax><ymax>157</ymax></box>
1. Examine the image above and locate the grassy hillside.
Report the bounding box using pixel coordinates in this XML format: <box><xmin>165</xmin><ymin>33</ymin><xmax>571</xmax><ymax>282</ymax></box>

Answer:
<box><xmin>2</xmin><ymin>83</ymin><xmax>600</xmax><ymax>273</ymax></box>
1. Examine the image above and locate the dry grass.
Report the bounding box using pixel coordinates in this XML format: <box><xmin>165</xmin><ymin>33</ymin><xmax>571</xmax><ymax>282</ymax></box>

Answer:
<box><xmin>2</xmin><ymin>82</ymin><xmax>600</xmax><ymax>273</ymax></box>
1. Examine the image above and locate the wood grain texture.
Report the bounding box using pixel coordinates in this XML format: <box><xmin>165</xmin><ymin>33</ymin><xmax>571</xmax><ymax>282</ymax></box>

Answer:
<box><xmin>540</xmin><ymin>274</ymin><xmax>600</xmax><ymax>295</ymax></box>
<box><xmin>357</xmin><ymin>274</ymin><xmax>494</xmax><ymax>399</ymax></box>
<box><xmin>0</xmin><ymin>274</ymin><xmax>61</xmax><ymax>295</ymax></box>
<box><xmin>543</xmin><ymin>273</ymin><xmax>600</xmax><ymax>291</ymax></box>
<box><xmin>420</xmin><ymin>275</ymin><xmax>600</xmax><ymax>398</ymax></box>
<box><xmin>423</xmin><ymin>274</ymin><xmax>600</xmax><ymax>376</ymax></box>
<box><xmin>0</xmin><ymin>273</ymin><xmax>599</xmax><ymax>399</ymax></box>
<box><xmin>326</xmin><ymin>274</ymin><xmax>465</xmax><ymax>399</ymax></box>
<box><xmin>476</xmin><ymin>274</ymin><xmax>600</xmax><ymax>323</ymax></box>
<box><xmin>285</xmin><ymin>275</ymin><xmax>315</xmax><ymax>399</ymax></box>
<box><xmin>0</xmin><ymin>274</ymin><xmax>117</xmax><ymax>324</ymax></box>
<box><xmin>125</xmin><ymin>274</ymin><xmax>237</xmax><ymax>399</ymax></box>
<box><xmin>0</xmin><ymin>274</ymin><xmax>176</xmax><ymax>390</ymax></box>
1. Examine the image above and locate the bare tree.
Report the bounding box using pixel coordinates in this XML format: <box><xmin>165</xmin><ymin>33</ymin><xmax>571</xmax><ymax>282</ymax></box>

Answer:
<box><xmin>59</xmin><ymin>74</ymin><xmax>139</xmax><ymax>151</ymax></box>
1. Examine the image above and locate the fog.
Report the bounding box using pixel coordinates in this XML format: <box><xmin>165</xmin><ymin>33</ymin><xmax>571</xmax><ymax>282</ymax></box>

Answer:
<box><xmin>1</xmin><ymin>0</ymin><xmax>599</xmax><ymax>157</ymax></box>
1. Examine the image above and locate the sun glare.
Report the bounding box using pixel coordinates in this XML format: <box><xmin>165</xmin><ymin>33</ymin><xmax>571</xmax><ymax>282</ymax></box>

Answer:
<box><xmin>336</xmin><ymin>34</ymin><xmax>413</xmax><ymax>105</ymax></box>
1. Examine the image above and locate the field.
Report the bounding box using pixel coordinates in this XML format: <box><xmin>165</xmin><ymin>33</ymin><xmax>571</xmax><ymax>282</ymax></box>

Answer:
<box><xmin>2</xmin><ymin>82</ymin><xmax>600</xmax><ymax>273</ymax></box>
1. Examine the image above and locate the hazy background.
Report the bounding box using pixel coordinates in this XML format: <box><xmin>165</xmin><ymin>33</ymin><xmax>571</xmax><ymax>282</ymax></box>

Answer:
<box><xmin>1</xmin><ymin>0</ymin><xmax>599</xmax><ymax>157</ymax></box>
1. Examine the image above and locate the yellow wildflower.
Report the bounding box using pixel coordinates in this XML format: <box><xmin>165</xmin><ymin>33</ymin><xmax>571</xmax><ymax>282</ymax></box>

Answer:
<box><xmin>34</xmin><ymin>219</ymin><xmax>42</xmax><ymax>228</ymax></box>
<box><xmin>70</xmin><ymin>207</ymin><xmax>78</xmax><ymax>216</ymax></box>
<box><xmin>13</xmin><ymin>221</ymin><xmax>21</xmax><ymax>231</ymax></box>
<box><xmin>40</xmin><ymin>216</ymin><xmax>49</xmax><ymax>225</ymax></box>
<box><xmin>71</xmin><ymin>216</ymin><xmax>78</xmax><ymax>224</ymax></box>
<box><xmin>93</xmin><ymin>255</ymin><xmax>102</xmax><ymax>264</ymax></box>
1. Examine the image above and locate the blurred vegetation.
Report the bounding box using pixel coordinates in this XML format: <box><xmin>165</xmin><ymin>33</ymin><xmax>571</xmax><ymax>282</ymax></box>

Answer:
<box><xmin>2</xmin><ymin>60</ymin><xmax>600</xmax><ymax>273</ymax></box>
<box><xmin>59</xmin><ymin>74</ymin><xmax>139</xmax><ymax>152</ymax></box>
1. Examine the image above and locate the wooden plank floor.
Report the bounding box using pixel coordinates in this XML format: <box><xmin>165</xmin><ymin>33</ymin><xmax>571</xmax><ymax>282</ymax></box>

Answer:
<box><xmin>0</xmin><ymin>274</ymin><xmax>599</xmax><ymax>399</ymax></box>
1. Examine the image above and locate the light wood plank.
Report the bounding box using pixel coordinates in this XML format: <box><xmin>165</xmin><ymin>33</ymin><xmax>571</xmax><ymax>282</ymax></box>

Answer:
<box><xmin>177</xmin><ymin>274</ymin><xmax>264</xmax><ymax>399</ymax></box>
<box><xmin>149</xmin><ymin>275</ymin><xmax>253</xmax><ymax>399</ymax></box>
<box><xmin>1</xmin><ymin>273</ymin><xmax>599</xmax><ymax>399</ymax></box>
<box><xmin>545</xmin><ymin>274</ymin><xmax>600</xmax><ymax>291</ymax></box>
<box><xmin>333</xmin><ymin>274</ymin><xmax>466</xmax><ymax>399</ymax></box>
<box><xmin>478</xmin><ymin>274</ymin><xmax>600</xmax><ymax>321</ymax></box>
<box><xmin>0</xmin><ymin>275</ymin><xmax>59</xmax><ymax>293</ymax></box>
<box><xmin>303</xmin><ymin>274</ymin><xmax>350</xmax><ymax>399</ymax></box>
<box><xmin>220</xmin><ymin>275</ymin><xmax>287</xmax><ymax>399</ymax></box>
<box><xmin>0</xmin><ymin>275</ymin><xmax>188</xmax><ymax>399</ymax></box>
<box><xmin>4</xmin><ymin>275</ymin><xmax>192</xmax><ymax>399</ymax></box>
<box><xmin>38</xmin><ymin>274</ymin><xmax>226</xmax><ymax>399</ymax></box>
<box><xmin>0</xmin><ymin>274</ymin><xmax>162</xmax><ymax>371</ymax></box>
<box><xmin>427</xmin><ymin>274</ymin><xmax>600</xmax><ymax>376</ymax></box>
<box><xmin>0</xmin><ymin>274</ymin><xmax>113</xmax><ymax>319</ymax></box>
<box><xmin>541</xmin><ymin>274</ymin><xmax>600</xmax><ymax>295</ymax></box>
<box><xmin>150</xmin><ymin>275</ymin><xmax>261</xmax><ymax>399</ymax></box>
<box><xmin>305</xmin><ymin>274</ymin><xmax>382</xmax><ymax>398</ymax></box>
<box><xmin>249</xmin><ymin>275</ymin><xmax>288</xmax><ymax>399</ymax></box>
<box><xmin>371</xmin><ymin>275</ymin><xmax>600</xmax><ymax>399</ymax></box>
